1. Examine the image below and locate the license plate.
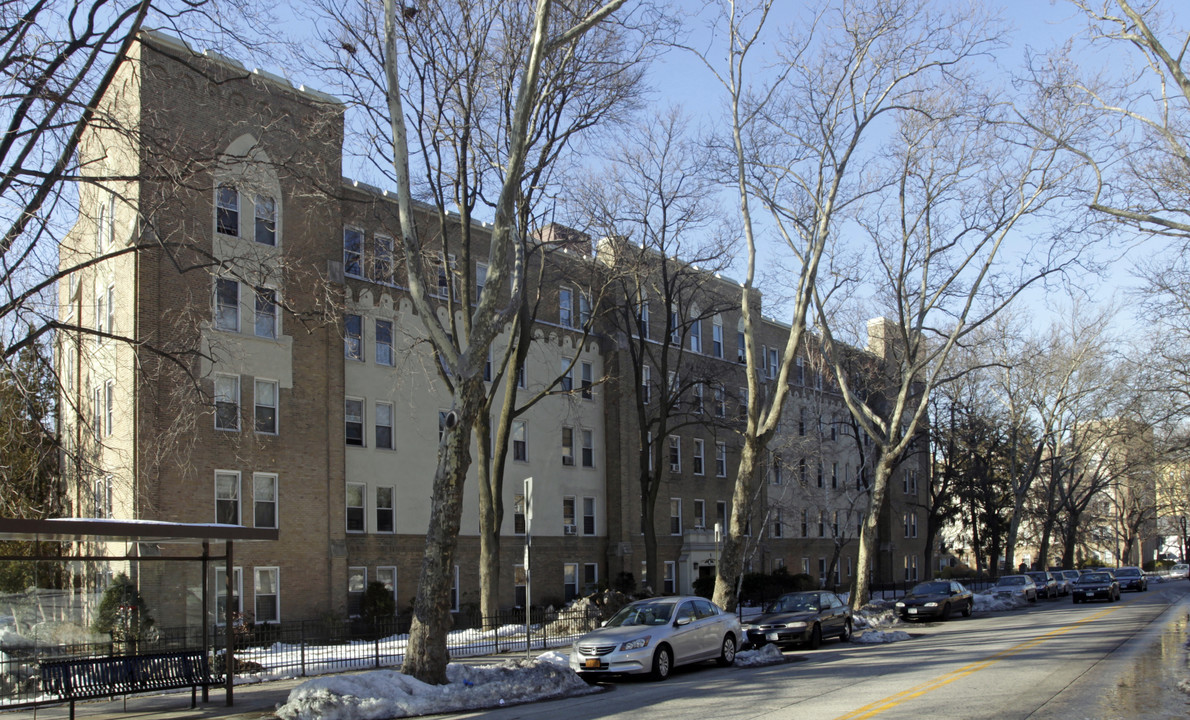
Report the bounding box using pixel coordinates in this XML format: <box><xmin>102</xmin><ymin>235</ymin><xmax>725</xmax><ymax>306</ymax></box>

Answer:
<box><xmin>766</xmin><ymin>632</ymin><xmax>781</xmax><ymax>641</ymax></box>
<box><xmin>908</xmin><ymin>608</ymin><xmax>918</xmax><ymax>614</ymax></box>
<box><xmin>584</xmin><ymin>658</ymin><xmax>601</xmax><ymax>669</ymax></box>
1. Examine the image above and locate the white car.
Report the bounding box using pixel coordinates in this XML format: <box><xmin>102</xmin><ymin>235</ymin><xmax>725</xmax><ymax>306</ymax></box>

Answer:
<box><xmin>570</xmin><ymin>596</ymin><xmax>741</xmax><ymax>680</ymax></box>
<box><xmin>1171</xmin><ymin>563</ymin><xmax>1189</xmax><ymax>579</ymax></box>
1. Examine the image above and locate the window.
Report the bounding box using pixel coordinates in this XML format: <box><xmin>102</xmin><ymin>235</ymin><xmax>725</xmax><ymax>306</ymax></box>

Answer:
<box><xmin>375</xmin><ymin>319</ymin><xmax>394</xmax><ymax>366</ymax></box>
<box><xmin>772</xmin><ymin>509</ymin><xmax>783</xmax><ymax>538</ymax></box>
<box><xmin>562</xmin><ymin>427</ymin><xmax>575</xmax><ymax>466</ymax></box>
<box><xmin>770</xmin><ymin>454</ymin><xmax>782</xmax><ymax>485</ymax></box>
<box><xmin>475</xmin><ymin>263</ymin><xmax>487</xmax><ymax>299</ymax></box>
<box><xmin>104</xmin><ymin>285</ymin><xmax>114</xmax><ymax>337</ymax></box>
<box><xmin>712</xmin><ymin>316</ymin><xmax>723</xmax><ymax>358</ymax></box>
<box><xmin>819</xmin><ymin>558</ymin><xmax>827</xmax><ymax>583</ymax></box>
<box><xmin>434</xmin><ymin>254</ymin><xmax>456</xmax><ymax>299</ymax></box>
<box><xmin>564</xmin><ymin>563</ymin><xmax>579</xmax><ymax>602</ymax></box>
<box><xmin>517</xmin><ymin>363</ymin><xmax>526</xmax><ymax>389</ymax></box>
<box><xmin>581</xmin><ymin>362</ymin><xmax>593</xmax><ymax>399</ymax></box>
<box><xmin>376</xmin><ymin>486</ymin><xmax>394</xmax><ymax>533</ymax></box>
<box><xmin>92</xmin><ymin>386</ymin><xmax>101</xmax><ymax>441</ymax></box>
<box><xmin>253</xmin><ymin>473</ymin><xmax>277</xmax><ymax>529</ymax></box>
<box><xmin>514</xmin><ymin>494</ymin><xmax>526</xmax><ymax>534</ymax></box>
<box><xmin>582</xmin><ymin>496</ymin><xmax>596</xmax><ymax>535</ymax></box>
<box><xmin>559</xmin><ymin>287</ymin><xmax>573</xmax><ymax>327</ymax></box>
<box><xmin>801</xmin><ymin>509</ymin><xmax>808</xmax><ymax>537</ymax></box>
<box><xmin>93</xmin><ymin>475</ymin><xmax>112</xmax><ymax>518</ymax></box>
<box><xmin>96</xmin><ymin>194</ymin><xmax>114</xmax><ymax>253</ymax></box>
<box><xmin>255</xmin><ymin>287</ymin><xmax>277</xmax><ymax>338</ymax></box>
<box><xmin>484</xmin><ymin>349</ymin><xmax>492</xmax><ymax>382</ymax></box>
<box><xmin>254</xmin><ymin>567</ymin><xmax>279</xmax><ymax>623</ymax></box>
<box><xmin>254</xmin><ymin>379</ymin><xmax>277</xmax><ymax>434</ymax></box>
<box><xmin>715</xmin><ymin>385</ymin><xmax>726</xmax><ymax>418</ymax></box>
<box><xmin>216</xmin><ymin>185</ymin><xmax>239</xmax><ymax>236</ymax></box>
<box><xmin>563</xmin><ymin>496</ymin><xmax>576</xmax><ymax>532</ymax></box>
<box><xmin>798</xmin><ymin>408</ymin><xmax>806</xmax><ymax>436</ymax></box>
<box><xmin>560</xmin><ymin>358</ymin><xmax>574</xmax><ymax>392</ymax></box>
<box><xmin>737</xmin><ymin>331</ymin><xmax>745</xmax><ymax>362</ymax></box>
<box><xmin>581</xmin><ymin>429</ymin><xmax>594</xmax><ymax>468</ymax></box>
<box><xmin>641</xmin><ymin>365</ymin><xmax>651</xmax><ymax>403</ymax></box>
<box><xmin>214</xmin><ymin>566</ymin><xmax>242</xmax><ymax>622</ymax></box>
<box><xmin>215</xmin><ymin>278</ymin><xmax>239</xmax><ymax>332</ymax></box>
<box><xmin>908</xmin><ymin>470</ymin><xmax>918</xmax><ymax>495</ymax></box>
<box><xmin>374</xmin><ymin>234</ymin><xmax>394</xmax><ymax>284</ymax></box>
<box><xmin>716</xmin><ymin>442</ymin><xmax>727</xmax><ymax>477</ymax></box>
<box><xmin>375</xmin><ymin>402</ymin><xmax>394</xmax><ymax>450</ymax></box>
<box><xmin>690</xmin><ymin>317</ymin><xmax>702</xmax><ymax>353</ymax></box>
<box><xmin>668</xmin><ymin>435</ymin><xmax>681</xmax><ymax>472</ymax></box>
<box><xmin>345</xmin><ymin>398</ymin><xmax>364</xmax><ymax>446</ymax></box>
<box><xmin>670</xmin><ymin>498</ymin><xmax>682</xmax><ymax>535</ymax></box>
<box><xmin>344</xmin><ymin>314</ymin><xmax>363</xmax><ymax>360</ymax></box>
<box><xmin>104</xmin><ymin>380</ymin><xmax>114</xmax><ymax>436</ymax></box>
<box><xmin>664</xmin><ymin>562</ymin><xmax>676</xmax><ymax>595</ymax></box>
<box><xmin>346</xmin><ymin>482</ymin><xmax>365</xmax><ymax>532</ymax></box>
<box><xmin>215</xmin><ymin>374</ymin><xmax>239</xmax><ymax>431</ymax></box>
<box><xmin>215</xmin><ymin>471</ymin><xmax>240</xmax><ymax>524</ymax></box>
<box><xmin>693</xmin><ymin>383</ymin><xmax>704</xmax><ymax>414</ymax></box>
<box><xmin>767</xmin><ymin>347</ymin><xmax>778</xmax><ymax>379</ymax></box>
<box><xmin>584</xmin><ymin>563</ymin><xmax>598</xmax><ymax>594</ymax></box>
<box><xmin>692</xmin><ymin>438</ymin><xmax>705</xmax><ymax>476</ymax></box>
<box><xmin>670</xmin><ymin>308</ymin><xmax>681</xmax><ymax>344</ymax></box>
<box><xmin>512</xmin><ymin>420</ymin><xmax>528</xmax><ymax>461</ymax></box>
<box><xmin>819</xmin><ymin>511</ymin><xmax>827</xmax><ymax>537</ymax></box>
<box><xmin>832</xmin><ymin>463</ymin><xmax>838</xmax><ymax>489</ymax></box>
<box><xmin>343</xmin><ymin>227</ymin><xmax>363</xmax><ymax>277</ymax></box>
<box><xmin>376</xmin><ymin>567</ymin><xmax>397</xmax><ymax>613</ymax></box>
<box><xmin>254</xmin><ymin>195</ymin><xmax>276</xmax><ymax>246</ymax></box>
<box><xmin>638</xmin><ymin>293</ymin><xmax>650</xmax><ymax>337</ymax></box>
<box><xmin>904</xmin><ymin>555</ymin><xmax>919</xmax><ymax>582</ymax></box>
<box><xmin>579</xmin><ymin>292</ymin><xmax>591</xmax><ymax>327</ymax></box>
<box><xmin>348</xmin><ymin>567</ymin><xmax>366</xmax><ymax>616</ymax></box>
<box><xmin>817</xmin><ymin>463</ymin><xmax>824</xmax><ymax>488</ymax></box>
<box><xmin>832</xmin><ymin>511</ymin><xmax>839</xmax><ymax>537</ymax></box>
<box><xmin>716</xmin><ymin>501</ymin><xmax>727</xmax><ymax>532</ymax></box>
<box><xmin>795</xmin><ymin>356</ymin><xmax>805</xmax><ymax>385</ymax></box>
<box><xmin>693</xmin><ymin>499</ymin><xmax>705</xmax><ymax>529</ymax></box>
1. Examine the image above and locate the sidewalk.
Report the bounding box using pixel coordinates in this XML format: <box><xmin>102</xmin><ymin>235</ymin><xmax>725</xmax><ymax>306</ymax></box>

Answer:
<box><xmin>1</xmin><ymin>650</ymin><xmax>554</xmax><ymax>720</ymax></box>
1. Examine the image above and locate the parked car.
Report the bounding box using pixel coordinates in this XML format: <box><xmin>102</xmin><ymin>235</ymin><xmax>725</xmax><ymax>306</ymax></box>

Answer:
<box><xmin>740</xmin><ymin>591</ymin><xmax>852</xmax><ymax>650</ymax></box>
<box><xmin>1049</xmin><ymin>571</ymin><xmax>1072</xmax><ymax>596</ymax></box>
<box><xmin>1171</xmin><ymin>563</ymin><xmax>1189</xmax><ymax>579</ymax></box>
<box><xmin>1059</xmin><ymin>569</ymin><xmax>1082</xmax><ymax>588</ymax></box>
<box><xmin>1072</xmin><ymin>570</ymin><xmax>1120</xmax><ymax>603</ymax></box>
<box><xmin>991</xmin><ymin>575</ymin><xmax>1038</xmax><ymax>603</ymax></box>
<box><xmin>894</xmin><ymin>581</ymin><xmax>974</xmax><ymax>621</ymax></box>
<box><xmin>1025</xmin><ymin>571</ymin><xmax>1060</xmax><ymax>599</ymax></box>
<box><xmin>570</xmin><ymin>596</ymin><xmax>741</xmax><ymax>681</ymax></box>
<box><xmin>1113</xmin><ymin>566</ymin><xmax>1147</xmax><ymax>592</ymax></box>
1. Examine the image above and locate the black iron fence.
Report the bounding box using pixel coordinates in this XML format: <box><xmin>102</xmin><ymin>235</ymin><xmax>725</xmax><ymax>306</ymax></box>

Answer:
<box><xmin>0</xmin><ymin>605</ymin><xmax>602</xmax><ymax>710</ymax></box>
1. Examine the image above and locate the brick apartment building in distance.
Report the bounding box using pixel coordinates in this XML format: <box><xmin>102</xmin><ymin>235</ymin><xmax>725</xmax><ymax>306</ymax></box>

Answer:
<box><xmin>57</xmin><ymin>31</ymin><xmax>929</xmax><ymax>629</ymax></box>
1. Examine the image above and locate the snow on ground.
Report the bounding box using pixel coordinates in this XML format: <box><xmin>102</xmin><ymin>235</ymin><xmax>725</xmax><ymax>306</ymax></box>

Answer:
<box><xmin>735</xmin><ymin>644</ymin><xmax>786</xmax><ymax>667</ymax></box>
<box><xmin>972</xmin><ymin>592</ymin><xmax>1027</xmax><ymax>613</ymax></box>
<box><xmin>851</xmin><ymin>629</ymin><xmax>912</xmax><ymax>644</ymax></box>
<box><xmin>275</xmin><ymin>654</ymin><xmax>600</xmax><ymax>720</ymax></box>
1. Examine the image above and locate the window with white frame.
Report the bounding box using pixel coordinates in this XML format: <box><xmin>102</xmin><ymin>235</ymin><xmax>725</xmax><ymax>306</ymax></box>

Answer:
<box><xmin>344</xmin><ymin>314</ymin><xmax>363</xmax><ymax>361</ymax></box>
<box><xmin>770</xmin><ymin>454</ymin><xmax>782</xmax><ymax>485</ymax></box>
<box><xmin>254</xmin><ymin>567</ymin><xmax>279</xmax><ymax>623</ymax></box>
<box><xmin>690</xmin><ymin>315</ymin><xmax>702</xmax><ymax>353</ymax></box>
<box><xmin>254</xmin><ymin>287</ymin><xmax>277</xmax><ymax>339</ymax></box>
<box><xmin>772</xmin><ymin>509</ymin><xmax>783</xmax><ymax>538</ymax></box>
<box><xmin>692</xmin><ymin>438</ymin><xmax>705</xmax><ymax>476</ymax></box>
<box><xmin>93</xmin><ymin>475</ymin><xmax>112</xmax><ymax>518</ymax></box>
<box><xmin>712</xmin><ymin>315</ymin><xmax>723</xmax><ymax>358</ymax></box>
<box><xmin>693</xmin><ymin>382</ymin><xmax>704</xmax><ymax>414</ymax></box>
<box><xmin>215</xmin><ymin>471</ymin><xmax>240</xmax><ymax>524</ymax></box>
<box><xmin>669</xmin><ymin>307</ymin><xmax>680</xmax><ymax>344</ymax></box>
<box><xmin>348</xmin><ymin>567</ymin><xmax>366</xmax><ymax>616</ymax></box>
<box><xmin>693</xmin><ymin>499</ymin><xmax>705</xmax><ymax>529</ymax></box>
<box><xmin>345</xmin><ymin>398</ymin><xmax>364</xmax><ymax>446</ymax></box>
<box><xmin>512</xmin><ymin>420</ymin><xmax>528</xmax><ymax>461</ymax></box>
<box><xmin>92</xmin><ymin>386</ymin><xmax>101</xmax><ymax>441</ymax></box>
<box><xmin>513</xmin><ymin>494</ymin><xmax>526</xmax><ymax>534</ymax></box>
<box><xmin>104</xmin><ymin>380</ymin><xmax>114</xmax><ymax>436</ymax></box>
<box><xmin>904</xmin><ymin>555</ymin><xmax>919</xmax><ymax>582</ymax></box>
<box><xmin>216</xmin><ymin>185</ymin><xmax>239</xmax><ymax>236</ymax></box>
<box><xmin>563</xmin><ymin>496</ymin><xmax>576</xmax><ymax>533</ymax></box>
<box><xmin>579</xmin><ymin>292</ymin><xmax>591</xmax><ymax>327</ymax></box>
<box><xmin>375</xmin><ymin>319</ymin><xmax>394</xmax><ymax>366</ymax></box>
<box><xmin>716</xmin><ymin>441</ymin><xmax>727</xmax><ymax>477</ymax></box>
<box><xmin>767</xmin><ymin>347</ymin><xmax>778</xmax><ymax>379</ymax></box>
<box><xmin>376</xmin><ymin>485</ymin><xmax>394</xmax><ymax>533</ymax></box>
<box><xmin>819</xmin><ymin>558</ymin><xmax>827</xmax><ymax>583</ymax></box>
<box><xmin>638</xmin><ymin>292</ymin><xmax>650</xmax><ymax>337</ymax></box>
<box><xmin>802</xmin><ymin>509</ymin><xmax>809</xmax><ymax>537</ymax></box>
<box><xmin>669</xmin><ymin>498</ymin><xmax>682</xmax><ymax>535</ymax></box>
<box><xmin>254</xmin><ymin>379</ymin><xmax>277</xmax><ymax>434</ymax></box>
<box><xmin>715</xmin><ymin>384</ymin><xmax>726</xmax><ymax>417</ymax></box>
<box><xmin>254</xmin><ymin>195</ymin><xmax>276</xmax><ymax>246</ymax></box>
<box><xmin>343</xmin><ymin>227</ymin><xmax>363</xmax><ymax>277</ymax></box>
<box><xmin>564</xmin><ymin>563</ymin><xmax>579</xmax><ymax>601</ymax></box>
<box><xmin>374</xmin><ymin>234</ymin><xmax>394</xmax><ymax>284</ymax></box>
<box><xmin>581</xmin><ymin>429</ymin><xmax>594</xmax><ymax>468</ymax></box>
<box><xmin>641</xmin><ymin>365</ymin><xmax>651</xmax><ymax>403</ymax></box>
<box><xmin>433</xmin><ymin>254</ymin><xmax>456</xmax><ymax>299</ymax></box>
<box><xmin>582</xmin><ymin>496</ymin><xmax>596</xmax><ymax>535</ymax></box>
<box><xmin>819</xmin><ymin>510</ymin><xmax>827</xmax><ymax>537</ymax></box>
<box><xmin>475</xmin><ymin>263</ymin><xmax>487</xmax><ymax>299</ymax></box>
<box><xmin>346</xmin><ymin>482</ymin><xmax>365</xmax><ymax>532</ymax></box>
<box><xmin>559</xmin><ymin>287</ymin><xmax>573</xmax><ymax>327</ymax></box>
<box><xmin>737</xmin><ymin>329</ymin><xmax>745</xmax><ymax>362</ymax></box>
<box><xmin>664</xmin><ymin>561</ymin><xmax>676</xmax><ymax>594</ymax></box>
<box><xmin>668</xmin><ymin>435</ymin><xmax>681</xmax><ymax>472</ymax></box>
<box><xmin>795</xmin><ymin>356</ymin><xmax>805</xmax><ymax>385</ymax></box>
<box><xmin>583</xmin><ymin>563</ymin><xmax>598</xmax><ymax>594</ymax></box>
<box><xmin>561</xmin><ymin>426</ymin><xmax>575</xmax><ymax>466</ymax></box>
<box><xmin>215</xmin><ymin>278</ymin><xmax>239</xmax><ymax>332</ymax></box>
<box><xmin>104</xmin><ymin>284</ymin><xmax>114</xmax><ymax>337</ymax></box>
<box><xmin>215</xmin><ymin>374</ymin><xmax>239</xmax><ymax>431</ymax></box>
<box><xmin>214</xmin><ymin>566</ymin><xmax>242</xmax><ymax>622</ymax></box>
<box><xmin>96</xmin><ymin>193</ymin><xmax>114</xmax><ymax>253</ymax></box>
<box><xmin>253</xmin><ymin>473</ymin><xmax>277</xmax><ymax>529</ymax></box>
<box><xmin>375</xmin><ymin>402</ymin><xmax>394</xmax><ymax>450</ymax></box>
<box><xmin>581</xmin><ymin>361</ymin><xmax>593</xmax><ymax>399</ymax></box>
<box><xmin>832</xmin><ymin>511</ymin><xmax>840</xmax><ymax>537</ymax></box>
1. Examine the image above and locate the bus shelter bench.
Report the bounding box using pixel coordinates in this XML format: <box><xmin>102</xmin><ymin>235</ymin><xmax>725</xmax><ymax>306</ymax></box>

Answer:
<box><xmin>40</xmin><ymin>650</ymin><xmax>214</xmax><ymax>719</ymax></box>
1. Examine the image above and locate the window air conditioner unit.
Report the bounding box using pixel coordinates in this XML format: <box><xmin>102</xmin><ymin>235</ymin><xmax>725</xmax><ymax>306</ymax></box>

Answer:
<box><xmin>670</xmin><ymin>463</ymin><xmax>681</xmax><ymax>472</ymax></box>
<box><xmin>564</xmin><ymin>524</ymin><xmax>577</xmax><ymax>535</ymax></box>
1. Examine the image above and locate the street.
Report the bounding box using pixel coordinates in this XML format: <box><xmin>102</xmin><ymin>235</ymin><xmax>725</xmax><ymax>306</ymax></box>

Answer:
<box><xmin>440</xmin><ymin>582</ymin><xmax>1190</xmax><ymax>720</ymax></box>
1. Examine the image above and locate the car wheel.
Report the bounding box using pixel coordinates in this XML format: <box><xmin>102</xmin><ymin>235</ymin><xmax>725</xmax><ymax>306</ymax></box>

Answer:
<box><xmin>941</xmin><ymin>603</ymin><xmax>951</xmax><ymax>620</ymax></box>
<box><xmin>962</xmin><ymin>600</ymin><xmax>973</xmax><ymax>617</ymax></box>
<box><xmin>651</xmin><ymin>644</ymin><xmax>672</xmax><ymax>681</ymax></box>
<box><xmin>717</xmin><ymin>634</ymin><xmax>737</xmax><ymax>667</ymax></box>
<box><xmin>808</xmin><ymin>623</ymin><xmax>822</xmax><ymax>650</ymax></box>
<box><xmin>839</xmin><ymin>619</ymin><xmax>853</xmax><ymax>642</ymax></box>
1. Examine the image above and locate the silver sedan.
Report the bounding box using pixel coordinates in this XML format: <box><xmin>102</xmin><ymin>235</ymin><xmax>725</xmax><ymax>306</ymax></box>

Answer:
<box><xmin>570</xmin><ymin>596</ymin><xmax>741</xmax><ymax>680</ymax></box>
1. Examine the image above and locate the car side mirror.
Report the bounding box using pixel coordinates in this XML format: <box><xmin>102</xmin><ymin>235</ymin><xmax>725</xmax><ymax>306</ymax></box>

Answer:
<box><xmin>675</xmin><ymin>616</ymin><xmax>692</xmax><ymax>627</ymax></box>
<box><xmin>600</xmin><ymin>620</ymin><xmax>608</xmax><ymax>627</ymax></box>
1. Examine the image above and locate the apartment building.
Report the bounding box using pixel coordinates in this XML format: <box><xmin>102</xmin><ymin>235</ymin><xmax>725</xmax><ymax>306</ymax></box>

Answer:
<box><xmin>56</xmin><ymin>31</ymin><xmax>927</xmax><ymax>628</ymax></box>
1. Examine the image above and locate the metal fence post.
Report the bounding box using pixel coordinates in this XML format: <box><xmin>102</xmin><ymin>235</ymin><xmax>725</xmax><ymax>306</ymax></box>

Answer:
<box><xmin>300</xmin><ymin>621</ymin><xmax>306</xmax><ymax>677</ymax></box>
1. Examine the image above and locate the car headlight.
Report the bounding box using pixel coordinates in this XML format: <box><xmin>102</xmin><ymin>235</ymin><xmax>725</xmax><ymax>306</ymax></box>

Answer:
<box><xmin>742</xmin><ymin>624</ymin><xmax>757</xmax><ymax>631</ymax></box>
<box><xmin>895</xmin><ymin>602</ymin><xmax>905</xmax><ymax>608</ymax></box>
<box><xmin>924</xmin><ymin>602</ymin><xmax>938</xmax><ymax>607</ymax></box>
<box><xmin>620</xmin><ymin>636</ymin><xmax>651</xmax><ymax>651</ymax></box>
<box><xmin>783</xmin><ymin>622</ymin><xmax>807</xmax><ymax>629</ymax></box>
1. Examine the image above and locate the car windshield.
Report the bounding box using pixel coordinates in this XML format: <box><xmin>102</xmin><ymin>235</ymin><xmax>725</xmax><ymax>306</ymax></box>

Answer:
<box><xmin>1026</xmin><ymin>573</ymin><xmax>1048</xmax><ymax>582</ymax></box>
<box><xmin>1115</xmin><ymin>568</ymin><xmax>1140</xmax><ymax>577</ymax></box>
<box><xmin>909</xmin><ymin>582</ymin><xmax>950</xmax><ymax>596</ymax></box>
<box><xmin>1080</xmin><ymin>572</ymin><xmax>1111</xmax><ymax>583</ymax></box>
<box><xmin>997</xmin><ymin>576</ymin><xmax>1026</xmax><ymax>586</ymax></box>
<box><xmin>605</xmin><ymin>601</ymin><xmax>676</xmax><ymax>627</ymax></box>
<box><xmin>767</xmin><ymin>594</ymin><xmax>819</xmax><ymax>613</ymax></box>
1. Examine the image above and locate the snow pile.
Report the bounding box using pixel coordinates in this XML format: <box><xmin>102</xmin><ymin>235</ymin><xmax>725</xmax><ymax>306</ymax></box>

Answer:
<box><xmin>853</xmin><ymin>600</ymin><xmax>903</xmax><ymax>630</ymax></box>
<box><xmin>275</xmin><ymin>655</ymin><xmax>599</xmax><ymax>720</ymax></box>
<box><xmin>734</xmin><ymin>643</ymin><xmax>785</xmax><ymax>667</ymax></box>
<box><xmin>852</xmin><ymin>629</ymin><xmax>911</xmax><ymax>644</ymax></box>
<box><xmin>973</xmin><ymin>592</ymin><xmax>1025</xmax><ymax>613</ymax></box>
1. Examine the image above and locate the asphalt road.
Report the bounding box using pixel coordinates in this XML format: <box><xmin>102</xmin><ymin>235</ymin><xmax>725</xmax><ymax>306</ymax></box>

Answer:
<box><xmin>440</xmin><ymin>581</ymin><xmax>1190</xmax><ymax>720</ymax></box>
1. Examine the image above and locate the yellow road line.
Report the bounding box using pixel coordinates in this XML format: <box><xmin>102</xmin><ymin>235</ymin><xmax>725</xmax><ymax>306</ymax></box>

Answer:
<box><xmin>833</xmin><ymin>602</ymin><xmax>1126</xmax><ymax>720</ymax></box>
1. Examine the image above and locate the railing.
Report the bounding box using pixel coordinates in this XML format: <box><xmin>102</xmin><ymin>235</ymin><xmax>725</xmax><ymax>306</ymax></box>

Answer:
<box><xmin>0</xmin><ymin>606</ymin><xmax>602</xmax><ymax>709</ymax></box>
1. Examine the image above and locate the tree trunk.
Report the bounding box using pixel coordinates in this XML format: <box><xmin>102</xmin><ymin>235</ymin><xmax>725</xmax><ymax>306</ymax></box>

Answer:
<box><xmin>851</xmin><ymin>453</ymin><xmax>894</xmax><ymax>609</ymax></box>
<box><xmin>475</xmin><ymin>411</ymin><xmax>500</xmax><ymax>627</ymax></box>
<box><xmin>403</xmin><ymin>378</ymin><xmax>483</xmax><ymax>684</ymax></box>
<box><xmin>714</xmin><ymin>437</ymin><xmax>763</xmax><ymax>610</ymax></box>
